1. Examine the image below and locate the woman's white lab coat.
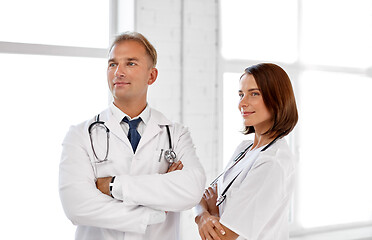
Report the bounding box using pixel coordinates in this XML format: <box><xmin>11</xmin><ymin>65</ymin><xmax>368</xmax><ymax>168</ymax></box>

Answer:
<box><xmin>59</xmin><ymin>107</ymin><xmax>206</xmax><ymax>240</ymax></box>
<box><xmin>217</xmin><ymin>138</ymin><xmax>296</xmax><ymax>240</ymax></box>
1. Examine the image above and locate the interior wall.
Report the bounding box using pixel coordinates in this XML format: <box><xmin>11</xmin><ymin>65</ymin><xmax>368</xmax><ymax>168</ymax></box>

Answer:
<box><xmin>134</xmin><ymin>0</ymin><xmax>220</xmax><ymax>239</ymax></box>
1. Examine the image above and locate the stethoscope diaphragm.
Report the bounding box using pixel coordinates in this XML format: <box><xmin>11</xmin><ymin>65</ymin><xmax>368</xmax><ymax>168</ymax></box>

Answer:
<box><xmin>164</xmin><ymin>149</ymin><xmax>177</xmax><ymax>163</ymax></box>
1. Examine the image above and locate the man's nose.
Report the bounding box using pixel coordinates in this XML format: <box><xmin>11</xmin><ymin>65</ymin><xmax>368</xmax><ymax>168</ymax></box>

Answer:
<box><xmin>114</xmin><ymin>64</ymin><xmax>125</xmax><ymax>78</ymax></box>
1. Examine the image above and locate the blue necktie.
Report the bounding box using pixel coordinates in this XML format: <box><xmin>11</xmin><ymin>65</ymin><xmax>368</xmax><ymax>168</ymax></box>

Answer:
<box><xmin>123</xmin><ymin>117</ymin><xmax>142</xmax><ymax>153</ymax></box>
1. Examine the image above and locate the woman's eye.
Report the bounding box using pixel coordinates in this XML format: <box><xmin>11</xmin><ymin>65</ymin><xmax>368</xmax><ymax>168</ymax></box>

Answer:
<box><xmin>239</xmin><ymin>93</ymin><xmax>244</xmax><ymax>99</ymax></box>
<box><xmin>251</xmin><ymin>92</ymin><xmax>260</xmax><ymax>96</ymax></box>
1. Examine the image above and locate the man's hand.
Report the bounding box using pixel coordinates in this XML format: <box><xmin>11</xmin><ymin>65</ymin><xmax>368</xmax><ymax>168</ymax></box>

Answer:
<box><xmin>96</xmin><ymin>177</ymin><xmax>112</xmax><ymax>196</ymax></box>
<box><xmin>167</xmin><ymin>160</ymin><xmax>183</xmax><ymax>173</ymax></box>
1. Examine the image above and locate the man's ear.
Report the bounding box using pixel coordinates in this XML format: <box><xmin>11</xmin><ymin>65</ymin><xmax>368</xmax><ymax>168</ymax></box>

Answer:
<box><xmin>148</xmin><ymin>68</ymin><xmax>158</xmax><ymax>85</ymax></box>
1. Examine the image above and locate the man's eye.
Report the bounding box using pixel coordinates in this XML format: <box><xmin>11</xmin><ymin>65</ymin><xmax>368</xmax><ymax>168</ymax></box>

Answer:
<box><xmin>128</xmin><ymin>62</ymin><xmax>136</xmax><ymax>66</ymax></box>
<box><xmin>239</xmin><ymin>93</ymin><xmax>244</xmax><ymax>99</ymax></box>
<box><xmin>108</xmin><ymin>63</ymin><xmax>117</xmax><ymax>67</ymax></box>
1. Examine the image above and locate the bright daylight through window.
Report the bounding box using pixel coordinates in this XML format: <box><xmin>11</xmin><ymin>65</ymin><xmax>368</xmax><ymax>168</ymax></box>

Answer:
<box><xmin>0</xmin><ymin>1</ymin><xmax>109</xmax><ymax>239</ymax></box>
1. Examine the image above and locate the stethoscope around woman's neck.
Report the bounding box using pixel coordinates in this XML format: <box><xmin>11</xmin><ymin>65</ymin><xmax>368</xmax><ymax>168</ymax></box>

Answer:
<box><xmin>211</xmin><ymin>133</ymin><xmax>284</xmax><ymax>206</ymax></box>
<box><xmin>251</xmin><ymin>135</ymin><xmax>276</xmax><ymax>152</ymax></box>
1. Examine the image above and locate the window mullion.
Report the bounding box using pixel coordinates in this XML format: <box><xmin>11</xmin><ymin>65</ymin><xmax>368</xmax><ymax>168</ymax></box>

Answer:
<box><xmin>0</xmin><ymin>41</ymin><xmax>107</xmax><ymax>58</ymax></box>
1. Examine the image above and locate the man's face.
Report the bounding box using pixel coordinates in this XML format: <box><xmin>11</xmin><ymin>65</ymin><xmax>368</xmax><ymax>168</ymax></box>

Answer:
<box><xmin>107</xmin><ymin>40</ymin><xmax>157</xmax><ymax>104</ymax></box>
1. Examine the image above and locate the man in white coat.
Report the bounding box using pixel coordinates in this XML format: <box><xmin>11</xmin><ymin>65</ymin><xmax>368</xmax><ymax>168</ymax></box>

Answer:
<box><xmin>59</xmin><ymin>32</ymin><xmax>206</xmax><ymax>240</ymax></box>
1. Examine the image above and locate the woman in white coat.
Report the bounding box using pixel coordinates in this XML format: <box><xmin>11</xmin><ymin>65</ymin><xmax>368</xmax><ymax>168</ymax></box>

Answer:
<box><xmin>195</xmin><ymin>63</ymin><xmax>298</xmax><ymax>240</ymax></box>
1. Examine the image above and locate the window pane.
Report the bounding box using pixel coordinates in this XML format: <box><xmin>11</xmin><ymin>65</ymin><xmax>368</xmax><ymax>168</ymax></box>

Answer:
<box><xmin>0</xmin><ymin>54</ymin><xmax>108</xmax><ymax>239</ymax></box>
<box><xmin>297</xmin><ymin>71</ymin><xmax>372</xmax><ymax>228</ymax></box>
<box><xmin>220</xmin><ymin>0</ymin><xmax>298</xmax><ymax>63</ymax></box>
<box><xmin>0</xmin><ymin>0</ymin><xmax>109</xmax><ymax>48</ymax></box>
<box><xmin>301</xmin><ymin>0</ymin><xmax>372</xmax><ymax>68</ymax></box>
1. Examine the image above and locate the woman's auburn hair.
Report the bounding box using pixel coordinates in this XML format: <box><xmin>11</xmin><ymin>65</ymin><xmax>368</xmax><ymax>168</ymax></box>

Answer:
<box><xmin>242</xmin><ymin>63</ymin><xmax>298</xmax><ymax>138</ymax></box>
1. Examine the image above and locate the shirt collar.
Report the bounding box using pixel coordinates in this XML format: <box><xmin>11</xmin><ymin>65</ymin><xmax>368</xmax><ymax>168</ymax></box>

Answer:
<box><xmin>109</xmin><ymin>102</ymin><xmax>151</xmax><ymax>125</ymax></box>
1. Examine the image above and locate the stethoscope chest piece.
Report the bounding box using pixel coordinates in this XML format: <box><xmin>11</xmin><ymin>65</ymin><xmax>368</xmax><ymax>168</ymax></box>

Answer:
<box><xmin>164</xmin><ymin>149</ymin><xmax>177</xmax><ymax>163</ymax></box>
<box><xmin>163</xmin><ymin>125</ymin><xmax>177</xmax><ymax>164</ymax></box>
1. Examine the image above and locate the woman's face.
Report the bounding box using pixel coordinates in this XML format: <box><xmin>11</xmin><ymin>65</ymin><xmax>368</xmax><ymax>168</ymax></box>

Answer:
<box><xmin>238</xmin><ymin>73</ymin><xmax>273</xmax><ymax>134</ymax></box>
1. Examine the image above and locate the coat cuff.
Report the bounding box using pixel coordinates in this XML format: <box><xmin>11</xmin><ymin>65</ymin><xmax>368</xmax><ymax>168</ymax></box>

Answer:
<box><xmin>112</xmin><ymin>175</ymin><xmax>123</xmax><ymax>200</ymax></box>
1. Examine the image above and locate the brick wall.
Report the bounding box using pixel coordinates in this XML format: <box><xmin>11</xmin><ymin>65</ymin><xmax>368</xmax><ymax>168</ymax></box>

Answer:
<box><xmin>134</xmin><ymin>0</ymin><xmax>220</xmax><ymax>239</ymax></box>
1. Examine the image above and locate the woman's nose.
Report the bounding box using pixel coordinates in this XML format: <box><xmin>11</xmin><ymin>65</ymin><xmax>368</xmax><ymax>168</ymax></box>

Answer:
<box><xmin>239</xmin><ymin>97</ymin><xmax>248</xmax><ymax>108</ymax></box>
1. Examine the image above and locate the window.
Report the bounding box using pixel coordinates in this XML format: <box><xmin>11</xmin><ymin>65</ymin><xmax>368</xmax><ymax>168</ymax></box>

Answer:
<box><xmin>301</xmin><ymin>0</ymin><xmax>372</xmax><ymax>68</ymax></box>
<box><xmin>220</xmin><ymin>0</ymin><xmax>298</xmax><ymax>63</ymax></box>
<box><xmin>298</xmin><ymin>71</ymin><xmax>372</xmax><ymax>228</ymax></box>
<box><xmin>0</xmin><ymin>1</ymin><xmax>109</xmax><ymax>239</ymax></box>
<box><xmin>220</xmin><ymin>0</ymin><xmax>372</xmax><ymax>237</ymax></box>
<box><xmin>0</xmin><ymin>54</ymin><xmax>108</xmax><ymax>238</ymax></box>
<box><xmin>0</xmin><ymin>0</ymin><xmax>109</xmax><ymax>48</ymax></box>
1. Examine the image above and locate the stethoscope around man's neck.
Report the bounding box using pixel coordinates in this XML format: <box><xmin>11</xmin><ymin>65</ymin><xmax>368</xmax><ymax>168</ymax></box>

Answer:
<box><xmin>88</xmin><ymin>114</ymin><xmax>110</xmax><ymax>162</ymax></box>
<box><xmin>211</xmin><ymin>133</ymin><xmax>284</xmax><ymax>206</ymax></box>
<box><xmin>88</xmin><ymin>114</ymin><xmax>177</xmax><ymax>164</ymax></box>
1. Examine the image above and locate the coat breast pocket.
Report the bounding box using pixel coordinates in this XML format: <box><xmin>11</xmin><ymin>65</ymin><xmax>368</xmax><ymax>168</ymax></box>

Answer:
<box><xmin>152</xmin><ymin>149</ymin><xmax>170</xmax><ymax>174</ymax></box>
<box><xmin>91</xmin><ymin>151</ymin><xmax>133</xmax><ymax>178</ymax></box>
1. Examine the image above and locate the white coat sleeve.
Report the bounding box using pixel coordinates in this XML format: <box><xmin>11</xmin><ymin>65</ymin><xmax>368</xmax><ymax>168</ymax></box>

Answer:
<box><xmin>119</xmin><ymin>125</ymin><xmax>206</xmax><ymax>212</ymax></box>
<box><xmin>59</xmin><ymin>125</ymin><xmax>163</xmax><ymax>233</ymax></box>
<box><xmin>219</xmin><ymin>151</ymin><xmax>295</xmax><ymax>239</ymax></box>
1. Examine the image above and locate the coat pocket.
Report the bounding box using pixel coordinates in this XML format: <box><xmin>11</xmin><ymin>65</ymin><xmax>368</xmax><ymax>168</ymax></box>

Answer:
<box><xmin>152</xmin><ymin>149</ymin><xmax>170</xmax><ymax>174</ymax></box>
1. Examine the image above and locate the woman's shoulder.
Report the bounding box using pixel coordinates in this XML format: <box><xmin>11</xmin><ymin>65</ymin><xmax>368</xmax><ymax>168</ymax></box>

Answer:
<box><xmin>236</xmin><ymin>139</ymin><xmax>254</xmax><ymax>151</ymax></box>
<box><xmin>261</xmin><ymin>138</ymin><xmax>292</xmax><ymax>156</ymax></box>
<box><xmin>255</xmin><ymin>138</ymin><xmax>296</xmax><ymax>173</ymax></box>
<box><xmin>225</xmin><ymin>140</ymin><xmax>254</xmax><ymax>165</ymax></box>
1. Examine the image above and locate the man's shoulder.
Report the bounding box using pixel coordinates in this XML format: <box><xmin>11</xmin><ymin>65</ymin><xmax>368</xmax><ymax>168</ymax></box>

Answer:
<box><xmin>149</xmin><ymin>108</ymin><xmax>174</xmax><ymax>126</ymax></box>
<box><xmin>149</xmin><ymin>108</ymin><xmax>189</xmax><ymax>132</ymax></box>
<box><xmin>72</xmin><ymin>108</ymin><xmax>110</xmax><ymax>129</ymax></box>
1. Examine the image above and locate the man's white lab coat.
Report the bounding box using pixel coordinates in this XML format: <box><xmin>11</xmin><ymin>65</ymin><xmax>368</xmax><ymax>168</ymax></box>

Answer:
<box><xmin>59</xmin><ymin>107</ymin><xmax>206</xmax><ymax>240</ymax></box>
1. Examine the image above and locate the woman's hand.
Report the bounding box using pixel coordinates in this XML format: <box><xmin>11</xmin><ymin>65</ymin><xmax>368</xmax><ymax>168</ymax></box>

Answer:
<box><xmin>203</xmin><ymin>185</ymin><xmax>219</xmax><ymax>216</ymax></box>
<box><xmin>195</xmin><ymin>211</ymin><xmax>226</xmax><ymax>240</ymax></box>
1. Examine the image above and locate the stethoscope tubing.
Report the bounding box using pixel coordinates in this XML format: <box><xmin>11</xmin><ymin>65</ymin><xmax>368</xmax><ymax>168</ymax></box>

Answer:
<box><xmin>88</xmin><ymin>114</ymin><xmax>110</xmax><ymax>163</ymax></box>
<box><xmin>213</xmin><ymin>133</ymin><xmax>284</xmax><ymax>206</ymax></box>
<box><xmin>88</xmin><ymin>115</ymin><xmax>176</xmax><ymax>164</ymax></box>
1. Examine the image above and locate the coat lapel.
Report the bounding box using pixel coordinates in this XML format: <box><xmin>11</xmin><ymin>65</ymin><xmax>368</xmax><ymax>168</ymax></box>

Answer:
<box><xmin>99</xmin><ymin>107</ymin><xmax>172</xmax><ymax>153</ymax></box>
<box><xmin>136</xmin><ymin>108</ymin><xmax>172</xmax><ymax>152</ymax></box>
<box><xmin>101</xmin><ymin>108</ymin><xmax>132</xmax><ymax>150</ymax></box>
